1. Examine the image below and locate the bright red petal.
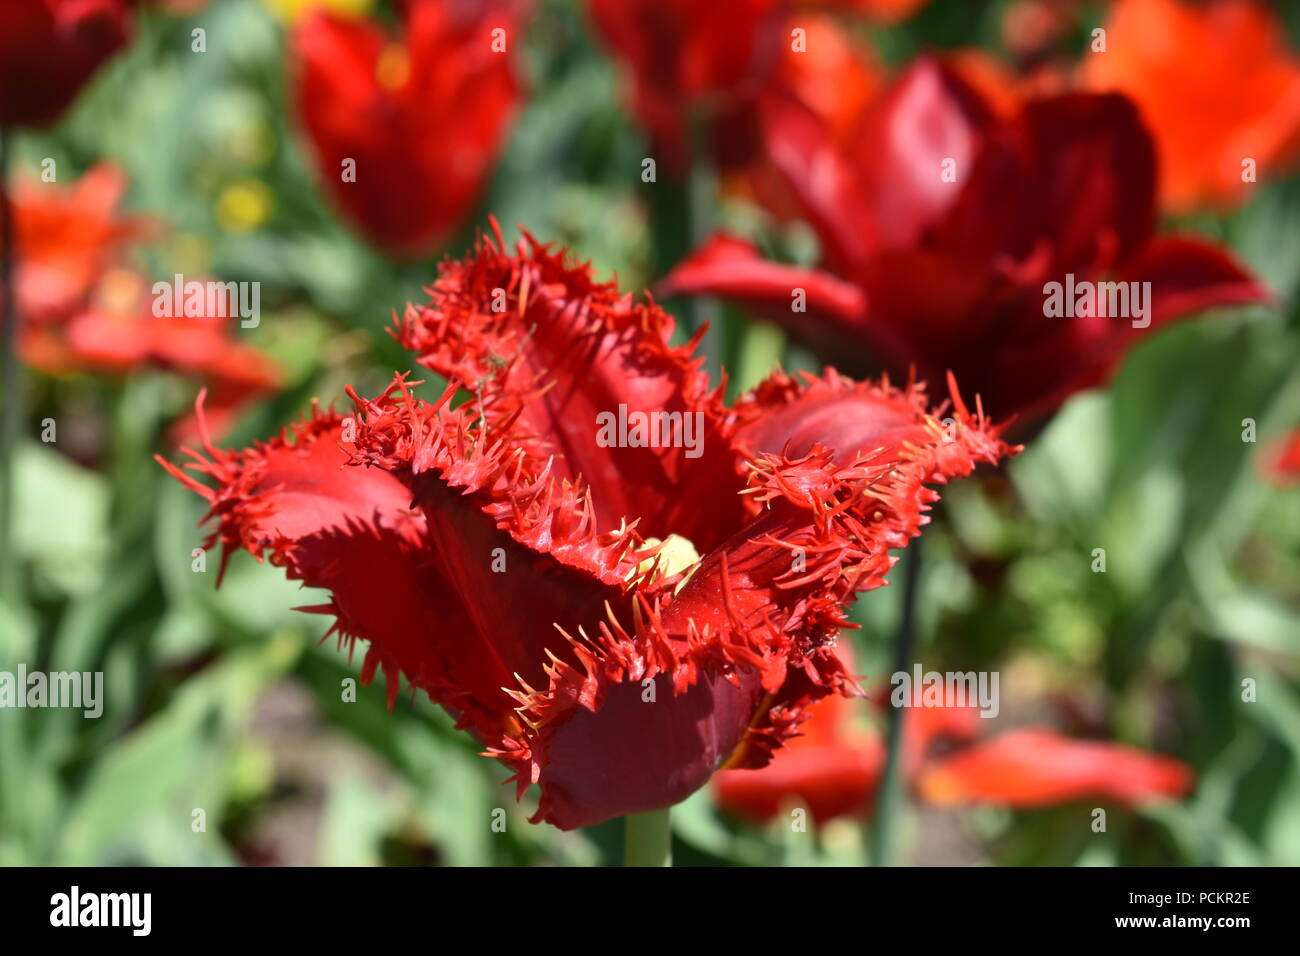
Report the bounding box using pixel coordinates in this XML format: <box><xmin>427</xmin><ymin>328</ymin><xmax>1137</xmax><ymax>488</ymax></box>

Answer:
<box><xmin>154</xmin><ymin>398</ymin><xmax>492</xmax><ymax>724</ymax></box>
<box><xmin>754</xmin><ymin>91</ymin><xmax>882</xmax><ymax>274</ymax></box>
<box><xmin>396</xmin><ymin>223</ymin><xmax>747</xmax><ymax>553</ymax></box>
<box><xmin>714</xmin><ymin>735</ymin><xmax>883</xmax><ymax>825</ymax></box>
<box><xmin>918</xmin><ymin>728</ymin><xmax>1193</xmax><ymax>808</ymax></box>
<box><xmin>658</xmin><ymin>233</ymin><xmax>874</xmax><ymax>362</ymax></box>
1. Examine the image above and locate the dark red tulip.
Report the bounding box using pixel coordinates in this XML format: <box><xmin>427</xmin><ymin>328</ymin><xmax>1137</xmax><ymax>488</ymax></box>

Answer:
<box><xmin>588</xmin><ymin>1</ymin><xmax>882</xmax><ymax>177</ymax></box>
<box><xmin>1083</xmin><ymin>0</ymin><xmax>1300</xmax><ymax>213</ymax></box>
<box><xmin>0</xmin><ymin>0</ymin><xmax>132</xmax><ymax>128</ymax></box>
<box><xmin>662</xmin><ymin>57</ymin><xmax>1273</xmax><ymax>423</ymax></box>
<box><xmin>290</xmin><ymin>0</ymin><xmax>524</xmax><ymax>259</ymax></box>
<box><xmin>160</xmin><ymin>222</ymin><xmax>1015</xmax><ymax>829</ymax></box>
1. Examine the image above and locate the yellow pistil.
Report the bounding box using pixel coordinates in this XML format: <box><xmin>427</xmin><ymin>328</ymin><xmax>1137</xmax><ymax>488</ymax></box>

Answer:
<box><xmin>634</xmin><ymin>534</ymin><xmax>701</xmax><ymax>593</ymax></box>
<box><xmin>374</xmin><ymin>42</ymin><xmax>412</xmax><ymax>92</ymax></box>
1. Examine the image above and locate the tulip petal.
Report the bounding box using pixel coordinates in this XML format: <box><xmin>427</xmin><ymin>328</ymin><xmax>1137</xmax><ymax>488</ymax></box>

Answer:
<box><xmin>396</xmin><ymin>224</ymin><xmax>748</xmax><ymax>553</ymax></box>
<box><xmin>713</xmin><ymin>645</ymin><xmax>882</xmax><ymax>826</ymax></box>
<box><xmin>154</xmin><ymin>398</ymin><xmax>498</xmax><ymax>726</ymax></box>
<box><xmin>755</xmin><ymin>91</ymin><xmax>882</xmax><ymax>274</ymax></box>
<box><xmin>0</xmin><ymin>0</ymin><xmax>132</xmax><ymax>128</ymax></box>
<box><xmin>658</xmin><ymin>233</ymin><xmax>877</xmax><ymax>363</ymax></box>
<box><xmin>714</xmin><ymin>738</ymin><xmax>883</xmax><ymax>825</ymax></box>
<box><xmin>588</xmin><ymin>0</ymin><xmax>787</xmax><ymax>172</ymax></box>
<box><xmin>1121</xmin><ymin>234</ymin><xmax>1274</xmax><ymax>327</ymax></box>
<box><xmin>937</xmin><ymin>92</ymin><xmax>1157</xmax><ymax>276</ymax></box>
<box><xmin>1083</xmin><ymin>0</ymin><xmax>1300</xmax><ymax>213</ymax></box>
<box><xmin>843</xmin><ymin>57</ymin><xmax>996</xmax><ymax>253</ymax></box>
<box><xmin>918</xmin><ymin>727</ymin><xmax>1193</xmax><ymax>808</ymax></box>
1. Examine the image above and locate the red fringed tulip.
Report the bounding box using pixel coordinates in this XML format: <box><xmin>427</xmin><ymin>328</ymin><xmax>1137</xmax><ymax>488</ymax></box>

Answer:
<box><xmin>1083</xmin><ymin>0</ymin><xmax>1300</xmax><ymax>213</ymax></box>
<box><xmin>0</xmin><ymin>0</ymin><xmax>132</xmax><ymax>127</ymax></box>
<box><xmin>661</xmin><ymin>56</ymin><xmax>1272</xmax><ymax>423</ymax></box>
<box><xmin>290</xmin><ymin>1</ymin><xmax>524</xmax><ymax>259</ymax></box>
<box><xmin>713</xmin><ymin>643</ymin><xmax>889</xmax><ymax>824</ymax></box>
<box><xmin>715</xmin><ymin>648</ymin><xmax>1192</xmax><ymax>825</ymax></box>
<box><xmin>159</xmin><ymin>223</ymin><xmax>1014</xmax><ymax>829</ymax></box>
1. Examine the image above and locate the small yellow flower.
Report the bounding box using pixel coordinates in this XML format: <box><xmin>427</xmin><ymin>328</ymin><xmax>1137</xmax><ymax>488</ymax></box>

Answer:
<box><xmin>262</xmin><ymin>0</ymin><xmax>374</xmax><ymax>24</ymax></box>
<box><xmin>216</xmin><ymin>179</ymin><xmax>274</xmax><ymax>234</ymax></box>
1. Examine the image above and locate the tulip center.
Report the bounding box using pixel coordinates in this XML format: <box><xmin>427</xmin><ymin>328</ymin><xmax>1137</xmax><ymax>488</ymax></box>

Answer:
<box><xmin>636</xmin><ymin>534</ymin><xmax>700</xmax><ymax>593</ymax></box>
<box><xmin>375</xmin><ymin>43</ymin><xmax>412</xmax><ymax>92</ymax></box>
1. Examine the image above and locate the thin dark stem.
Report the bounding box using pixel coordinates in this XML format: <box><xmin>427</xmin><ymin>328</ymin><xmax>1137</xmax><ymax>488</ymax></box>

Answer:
<box><xmin>869</xmin><ymin>535</ymin><xmax>924</xmax><ymax>867</ymax></box>
<box><xmin>0</xmin><ymin>125</ymin><xmax>20</xmax><ymax>605</ymax></box>
<box><xmin>684</xmin><ymin>112</ymin><xmax>721</xmax><ymax>372</ymax></box>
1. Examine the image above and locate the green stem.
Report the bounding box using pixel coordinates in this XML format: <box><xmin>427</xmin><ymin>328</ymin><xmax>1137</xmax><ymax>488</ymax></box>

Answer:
<box><xmin>685</xmin><ymin>114</ymin><xmax>721</xmax><ymax>372</ymax></box>
<box><xmin>870</xmin><ymin>536</ymin><xmax>924</xmax><ymax>867</ymax></box>
<box><xmin>0</xmin><ymin>125</ymin><xmax>20</xmax><ymax>606</ymax></box>
<box><xmin>624</xmin><ymin>808</ymin><xmax>672</xmax><ymax>867</ymax></box>
<box><xmin>734</xmin><ymin>322</ymin><xmax>785</xmax><ymax>397</ymax></box>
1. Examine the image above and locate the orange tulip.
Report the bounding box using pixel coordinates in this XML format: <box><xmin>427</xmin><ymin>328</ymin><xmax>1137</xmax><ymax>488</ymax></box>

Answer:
<box><xmin>1083</xmin><ymin>0</ymin><xmax>1300</xmax><ymax>212</ymax></box>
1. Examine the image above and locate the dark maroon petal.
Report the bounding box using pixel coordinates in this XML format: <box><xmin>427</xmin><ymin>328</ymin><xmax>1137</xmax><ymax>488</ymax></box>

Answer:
<box><xmin>537</xmin><ymin>668</ymin><xmax>768</xmax><ymax>829</ymax></box>
<box><xmin>0</xmin><ymin>0</ymin><xmax>132</xmax><ymax>128</ymax></box>
<box><xmin>1121</xmin><ymin>234</ymin><xmax>1275</xmax><ymax>327</ymax></box>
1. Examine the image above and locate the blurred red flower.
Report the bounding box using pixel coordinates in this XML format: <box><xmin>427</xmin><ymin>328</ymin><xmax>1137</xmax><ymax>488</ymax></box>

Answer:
<box><xmin>588</xmin><ymin>0</ymin><xmax>883</xmax><ymax>175</ymax></box>
<box><xmin>1083</xmin><ymin>0</ymin><xmax>1300</xmax><ymax>213</ymax></box>
<box><xmin>0</xmin><ymin>0</ymin><xmax>132</xmax><ymax>128</ymax></box>
<box><xmin>4</xmin><ymin>164</ymin><xmax>143</xmax><ymax>323</ymax></box>
<box><xmin>917</xmin><ymin>727</ymin><xmax>1194</xmax><ymax>808</ymax></box>
<box><xmin>662</xmin><ymin>56</ymin><xmax>1272</xmax><ymax>423</ymax></box>
<box><xmin>2</xmin><ymin>165</ymin><xmax>280</xmax><ymax>437</ymax></box>
<box><xmin>829</xmin><ymin>0</ymin><xmax>928</xmax><ymax>22</ymax></box>
<box><xmin>1260</xmin><ymin>428</ymin><xmax>1300</xmax><ymax>486</ymax></box>
<box><xmin>715</xmin><ymin>648</ymin><xmax>1192</xmax><ymax>825</ymax></box>
<box><xmin>160</xmin><ymin>222</ymin><xmax>1015</xmax><ymax>829</ymax></box>
<box><xmin>290</xmin><ymin>0</ymin><xmax>525</xmax><ymax>259</ymax></box>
